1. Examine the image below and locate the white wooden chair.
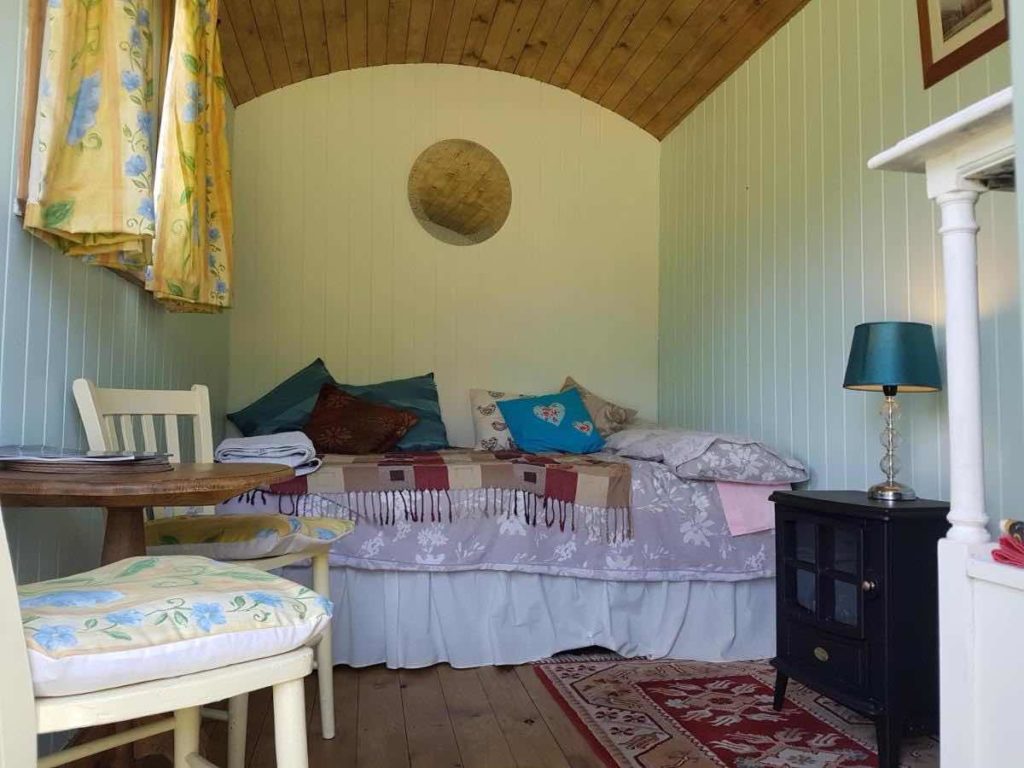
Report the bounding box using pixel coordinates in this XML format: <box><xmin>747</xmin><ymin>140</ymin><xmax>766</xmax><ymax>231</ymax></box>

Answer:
<box><xmin>72</xmin><ymin>379</ymin><xmax>338</xmax><ymax>766</ymax></box>
<box><xmin>0</xmin><ymin>504</ymin><xmax>314</xmax><ymax>768</ymax></box>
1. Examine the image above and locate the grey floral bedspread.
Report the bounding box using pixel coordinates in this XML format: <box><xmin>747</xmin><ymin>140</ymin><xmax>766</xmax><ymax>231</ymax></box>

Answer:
<box><xmin>218</xmin><ymin>456</ymin><xmax>775</xmax><ymax>582</ymax></box>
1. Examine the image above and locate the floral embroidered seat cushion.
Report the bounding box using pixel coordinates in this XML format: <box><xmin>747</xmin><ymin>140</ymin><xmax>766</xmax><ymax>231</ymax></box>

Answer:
<box><xmin>145</xmin><ymin>514</ymin><xmax>354</xmax><ymax>560</ymax></box>
<box><xmin>19</xmin><ymin>556</ymin><xmax>332</xmax><ymax>697</ymax></box>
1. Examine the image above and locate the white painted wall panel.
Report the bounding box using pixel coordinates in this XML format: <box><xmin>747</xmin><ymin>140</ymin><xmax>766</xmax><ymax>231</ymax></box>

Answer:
<box><xmin>228</xmin><ymin>65</ymin><xmax>661</xmax><ymax>447</ymax></box>
<box><xmin>659</xmin><ymin>0</ymin><xmax>1021</xmax><ymax>524</ymax></box>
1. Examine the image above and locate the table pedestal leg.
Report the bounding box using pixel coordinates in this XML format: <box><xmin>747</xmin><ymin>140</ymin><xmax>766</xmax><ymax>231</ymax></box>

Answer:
<box><xmin>101</xmin><ymin>506</ymin><xmax>148</xmax><ymax>565</ymax></box>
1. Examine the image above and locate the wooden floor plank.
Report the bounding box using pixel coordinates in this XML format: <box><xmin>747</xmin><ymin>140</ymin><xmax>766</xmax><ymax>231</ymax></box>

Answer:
<box><xmin>400</xmin><ymin>668</ymin><xmax>464</xmax><ymax>768</ymax></box>
<box><xmin>308</xmin><ymin>666</ymin><xmax>360</xmax><ymax>767</ymax></box>
<box><xmin>61</xmin><ymin>664</ymin><xmax>607</xmax><ymax>768</ymax></box>
<box><xmin>437</xmin><ymin>666</ymin><xmax>516</xmax><ymax>768</ymax></box>
<box><xmin>477</xmin><ymin>666</ymin><xmax>572</xmax><ymax>768</ymax></box>
<box><xmin>358</xmin><ymin>666</ymin><xmax>411</xmax><ymax>768</ymax></box>
<box><xmin>516</xmin><ymin>667</ymin><xmax>605</xmax><ymax>768</ymax></box>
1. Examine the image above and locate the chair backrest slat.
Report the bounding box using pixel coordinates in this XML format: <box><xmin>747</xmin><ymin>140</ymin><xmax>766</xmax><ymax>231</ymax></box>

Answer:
<box><xmin>191</xmin><ymin>385</ymin><xmax>215</xmax><ymax>463</ymax></box>
<box><xmin>119</xmin><ymin>414</ymin><xmax>136</xmax><ymax>451</ymax></box>
<box><xmin>0</xmin><ymin>508</ymin><xmax>41</xmax><ymax>764</ymax></box>
<box><xmin>140</xmin><ymin>415</ymin><xmax>158</xmax><ymax>453</ymax></box>
<box><xmin>104</xmin><ymin>416</ymin><xmax>121</xmax><ymax>451</ymax></box>
<box><xmin>164</xmin><ymin>415</ymin><xmax>181</xmax><ymax>464</ymax></box>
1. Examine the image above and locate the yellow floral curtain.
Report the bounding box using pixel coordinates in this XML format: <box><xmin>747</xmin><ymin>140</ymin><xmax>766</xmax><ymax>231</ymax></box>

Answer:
<box><xmin>150</xmin><ymin>0</ymin><xmax>232</xmax><ymax>311</ymax></box>
<box><xmin>22</xmin><ymin>0</ymin><xmax>233</xmax><ymax>313</ymax></box>
<box><xmin>23</xmin><ymin>0</ymin><xmax>157</xmax><ymax>270</ymax></box>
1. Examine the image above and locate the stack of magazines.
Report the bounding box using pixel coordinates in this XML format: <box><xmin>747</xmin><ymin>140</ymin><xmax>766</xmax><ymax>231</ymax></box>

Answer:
<box><xmin>0</xmin><ymin>445</ymin><xmax>172</xmax><ymax>474</ymax></box>
<box><xmin>994</xmin><ymin>519</ymin><xmax>1024</xmax><ymax>567</ymax></box>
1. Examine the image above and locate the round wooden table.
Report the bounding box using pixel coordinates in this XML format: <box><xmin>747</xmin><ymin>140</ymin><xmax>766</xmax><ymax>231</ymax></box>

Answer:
<box><xmin>0</xmin><ymin>462</ymin><xmax>294</xmax><ymax>564</ymax></box>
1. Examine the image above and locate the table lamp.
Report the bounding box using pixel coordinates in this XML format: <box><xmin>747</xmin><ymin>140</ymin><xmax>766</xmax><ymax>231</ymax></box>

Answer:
<box><xmin>843</xmin><ymin>321</ymin><xmax>942</xmax><ymax>501</ymax></box>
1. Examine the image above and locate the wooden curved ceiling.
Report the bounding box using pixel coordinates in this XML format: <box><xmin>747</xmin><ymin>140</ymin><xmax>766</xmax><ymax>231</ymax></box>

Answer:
<box><xmin>218</xmin><ymin>0</ymin><xmax>809</xmax><ymax>139</ymax></box>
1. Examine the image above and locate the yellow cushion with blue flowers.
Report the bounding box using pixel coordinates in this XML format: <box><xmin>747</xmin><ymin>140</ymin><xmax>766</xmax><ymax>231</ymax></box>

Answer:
<box><xmin>19</xmin><ymin>555</ymin><xmax>332</xmax><ymax>697</ymax></box>
<box><xmin>145</xmin><ymin>514</ymin><xmax>353</xmax><ymax>560</ymax></box>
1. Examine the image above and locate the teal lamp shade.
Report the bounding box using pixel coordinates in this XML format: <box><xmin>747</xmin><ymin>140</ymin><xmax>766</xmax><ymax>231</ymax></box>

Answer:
<box><xmin>843</xmin><ymin>322</ymin><xmax>942</xmax><ymax>393</ymax></box>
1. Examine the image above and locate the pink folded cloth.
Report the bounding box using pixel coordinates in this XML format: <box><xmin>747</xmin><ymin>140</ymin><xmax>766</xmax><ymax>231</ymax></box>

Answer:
<box><xmin>993</xmin><ymin>535</ymin><xmax>1024</xmax><ymax>568</ymax></box>
<box><xmin>716</xmin><ymin>482</ymin><xmax>791</xmax><ymax>536</ymax></box>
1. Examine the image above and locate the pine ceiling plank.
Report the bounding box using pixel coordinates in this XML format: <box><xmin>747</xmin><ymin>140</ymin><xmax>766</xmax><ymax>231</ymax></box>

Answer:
<box><xmin>424</xmin><ymin>0</ymin><xmax>456</xmax><ymax>62</ymax></box>
<box><xmin>367</xmin><ymin>0</ymin><xmax>389</xmax><ymax>65</ymax></box>
<box><xmin>406</xmin><ymin>0</ymin><xmax>433</xmax><ymax>62</ymax></box>
<box><xmin>323</xmin><ymin>0</ymin><xmax>350</xmax><ymax>71</ymax></box>
<box><xmin>514</xmin><ymin>0</ymin><xmax>570</xmax><ymax>78</ymax></box>
<box><xmin>567</xmin><ymin>0</ymin><xmax>648</xmax><ymax>94</ymax></box>
<box><xmin>462</xmin><ymin>0</ymin><xmax>500</xmax><ymax>65</ymax></box>
<box><xmin>494</xmin><ymin>0</ymin><xmax>543</xmax><ymax>72</ymax></box>
<box><xmin>387</xmin><ymin>0</ymin><xmax>412</xmax><ymax>63</ymax></box>
<box><xmin>616</xmin><ymin>0</ymin><xmax>746</xmax><ymax>119</ymax></box>
<box><xmin>277</xmin><ymin>0</ymin><xmax>313</xmax><ymax>82</ymax></box>
<box><xmin>442</xmin><ymin>0</ymin><xmax>477</xmax><ymax>64</ymax></box>
<box><xmin>346</xmin><ymin>0</ymin><xmax>368</xmax><ymax>67</ymax></box>
<box><xmin>596</xmin><ymin>0</ymin><xmax>701</xmax><ymax>108</ymax></box>
<box><xmin>646</xmin><ymin>0</ymin><xmax>809</xmax><ymax>136</ymax></box>
<box><xmin>250</xmin><ymin>0</ymin><xmax>293</xmax><ymax>88</ymax></box>
<box><xmin>531</xmin><ymin>0</ymin><xmax>591</xmax><ymax>82</ymax></box>
<box><xmin>301</xmin><ymin>0</ymin><xmax>331</xmax><ymax>76</ymax></box>
<box><xmin>221</xmin><ymin>0</ymin><xmax>274</xmax><ymax>95</ymax></box>
<box><xmin>217</xmin><ymin>2</ymin><xmax>257</xmax><ymax>103</ymax></box>
<box><xmin>478</xmin><ymin>0</ymin><xmax>521</xmax><ymax>69</ymax></box>
<box><xmin>579</xmin><ymin>0</ymin><xmax>674</xmax><ymax>99</ymax></box>
<box><xmin>548</xmin><ymin>0</ymin><xmax>620</xmax><ymax>88</ymax></box>
<box><xmin>624</xmin><ymin>0</ymin><xmax>756</xmax><ymax>124</ymax></box>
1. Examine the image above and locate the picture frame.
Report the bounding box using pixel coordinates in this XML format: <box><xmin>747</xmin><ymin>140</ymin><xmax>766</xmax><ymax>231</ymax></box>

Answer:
<box><xmin>917</xmin><ymin>0</ymin><xmax>1008</xmax><ymax>88</ymax></box>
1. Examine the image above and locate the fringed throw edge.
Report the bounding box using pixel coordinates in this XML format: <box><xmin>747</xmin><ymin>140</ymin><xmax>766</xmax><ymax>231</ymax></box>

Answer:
<box><xmin>231</xmin><ymin>487</ymin><xmax>633</xmax><ymax>543</ymax></box>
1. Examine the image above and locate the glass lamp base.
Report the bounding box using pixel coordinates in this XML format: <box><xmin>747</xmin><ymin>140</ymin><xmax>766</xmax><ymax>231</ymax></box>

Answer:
<box><xmin>868</xmin><ymin>481</ymin><xmax>917</xmax><ymax>502</ymax></box>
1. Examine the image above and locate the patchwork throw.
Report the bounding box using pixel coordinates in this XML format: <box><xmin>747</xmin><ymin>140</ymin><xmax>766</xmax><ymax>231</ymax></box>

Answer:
<box><xmin>231</xmin><ymin>450</ymin><xmax>633</xmax><ymax>541</ymax></box>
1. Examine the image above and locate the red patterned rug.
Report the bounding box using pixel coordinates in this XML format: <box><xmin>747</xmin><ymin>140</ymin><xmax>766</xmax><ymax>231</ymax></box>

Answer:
<box><xmin>533</xmin><ymin>659</ymin><xmax>938</xmax><ymax>768</ymax></box>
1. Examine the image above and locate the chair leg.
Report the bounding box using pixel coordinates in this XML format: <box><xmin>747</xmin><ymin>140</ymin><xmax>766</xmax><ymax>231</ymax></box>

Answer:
<box><xmin>227</xmin><ymin>694</ymin><xmax>249</xmax><ymax>768</ymax></box>
<box><xmin>312</xmin><ymin>551</ymin><xmax>335</xmax><ymax>740</ymax></box>
<box><xmin>272</xmin><ymin>678</ymin><xmax>309</xmax><ymax>768</ymax></box>
<box><xmin>174</xmin><ymin>707</ymin><xmax>201</xmax><ymax>768</ymax></box>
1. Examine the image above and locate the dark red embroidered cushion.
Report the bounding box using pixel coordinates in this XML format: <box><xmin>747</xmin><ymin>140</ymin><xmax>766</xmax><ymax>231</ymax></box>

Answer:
<box><xmin>302</xmin><ymin>384</ymin><xmax>419</xmax><ymax>454</ymax></box>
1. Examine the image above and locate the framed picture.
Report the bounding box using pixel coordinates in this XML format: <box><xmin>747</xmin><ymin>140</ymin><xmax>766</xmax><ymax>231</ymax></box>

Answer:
<box><xmin>917</xmin><ymin>0</ymin><xmax>1008</xmax><ymax>88</ymax></box>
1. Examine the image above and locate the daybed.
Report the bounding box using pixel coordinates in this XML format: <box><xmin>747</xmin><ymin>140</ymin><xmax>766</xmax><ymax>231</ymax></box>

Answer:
<box><xmin>218</xmin><ymin>430</ymin><xmax>806</xmax><ymax>668</ymax></box>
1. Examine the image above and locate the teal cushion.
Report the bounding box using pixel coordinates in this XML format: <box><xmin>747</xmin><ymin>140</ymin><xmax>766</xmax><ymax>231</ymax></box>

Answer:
<box><xmin>496</xmin><ymin>390</ymin><xmax>605</xmax><ymax>454</ymax></box>
<box><xmin>335</xmin><ymin>373</ymin><xmax>449</xmax><ymax>451</ymax></box>
<box><xmin>227</xmin><ymin>359</ymin><xmax>335</xmax><ymax>436</ymax></box>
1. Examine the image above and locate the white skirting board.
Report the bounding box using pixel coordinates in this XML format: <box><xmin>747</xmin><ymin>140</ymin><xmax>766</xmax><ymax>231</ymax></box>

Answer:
<box><xmin>282</xmin><ymin>565</ymin><xmax>776</xmax><ymax>668</ymax></box>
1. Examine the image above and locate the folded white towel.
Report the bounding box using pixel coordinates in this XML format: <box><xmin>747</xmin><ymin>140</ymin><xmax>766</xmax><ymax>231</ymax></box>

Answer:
<box><xmin>215</xmin><ymin>432</ymin><xmax>321</xmax><ymax>477</ymax></box>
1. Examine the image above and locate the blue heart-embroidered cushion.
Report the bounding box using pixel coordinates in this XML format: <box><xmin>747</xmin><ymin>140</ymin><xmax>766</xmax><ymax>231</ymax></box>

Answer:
<box><xmin>496</xmin><ymin>389</ymin><xmax>605</xmax><ymax>454</ymax></box>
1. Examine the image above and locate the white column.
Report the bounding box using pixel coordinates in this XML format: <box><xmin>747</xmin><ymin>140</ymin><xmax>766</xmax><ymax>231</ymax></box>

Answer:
<box><xmin>936</xmin><ymin>189</ymin><xmax>990</xmax><ymax>544</ymax></box>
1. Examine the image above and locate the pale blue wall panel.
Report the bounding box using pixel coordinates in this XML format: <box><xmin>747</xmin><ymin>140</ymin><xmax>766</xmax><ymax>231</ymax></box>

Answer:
<box><xmin>659</xmin><ymin>0</ymin><xmax>1022</xmax><ymax>525</ymax></box>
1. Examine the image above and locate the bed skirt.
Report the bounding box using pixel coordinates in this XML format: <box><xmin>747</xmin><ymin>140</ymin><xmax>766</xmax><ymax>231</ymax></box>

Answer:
<box><xmin>281</xmin><ymin>565</ymin><xmax>776</xmax><ymax>668</ymax></box>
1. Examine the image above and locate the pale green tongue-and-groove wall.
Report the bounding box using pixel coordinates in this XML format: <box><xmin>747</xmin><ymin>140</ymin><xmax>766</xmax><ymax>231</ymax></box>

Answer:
<box><xmin>658</xmin><ymin>0</ymin><xmax>1021</xmax><ymax>526</ymax></box>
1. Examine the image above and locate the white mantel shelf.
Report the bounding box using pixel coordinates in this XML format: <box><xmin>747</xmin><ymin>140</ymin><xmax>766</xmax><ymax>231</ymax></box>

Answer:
<box><xmin>868</xmin><ymin>86</ymin><xmax>1014</xmax><ymax>196</ymax></box>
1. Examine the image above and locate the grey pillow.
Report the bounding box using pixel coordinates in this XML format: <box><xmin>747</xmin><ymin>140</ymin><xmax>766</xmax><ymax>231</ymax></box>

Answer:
<box><xmin>605</xmin><ymin>428</ymin><xmax>808</xmax><ymax>484</ymax></box>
